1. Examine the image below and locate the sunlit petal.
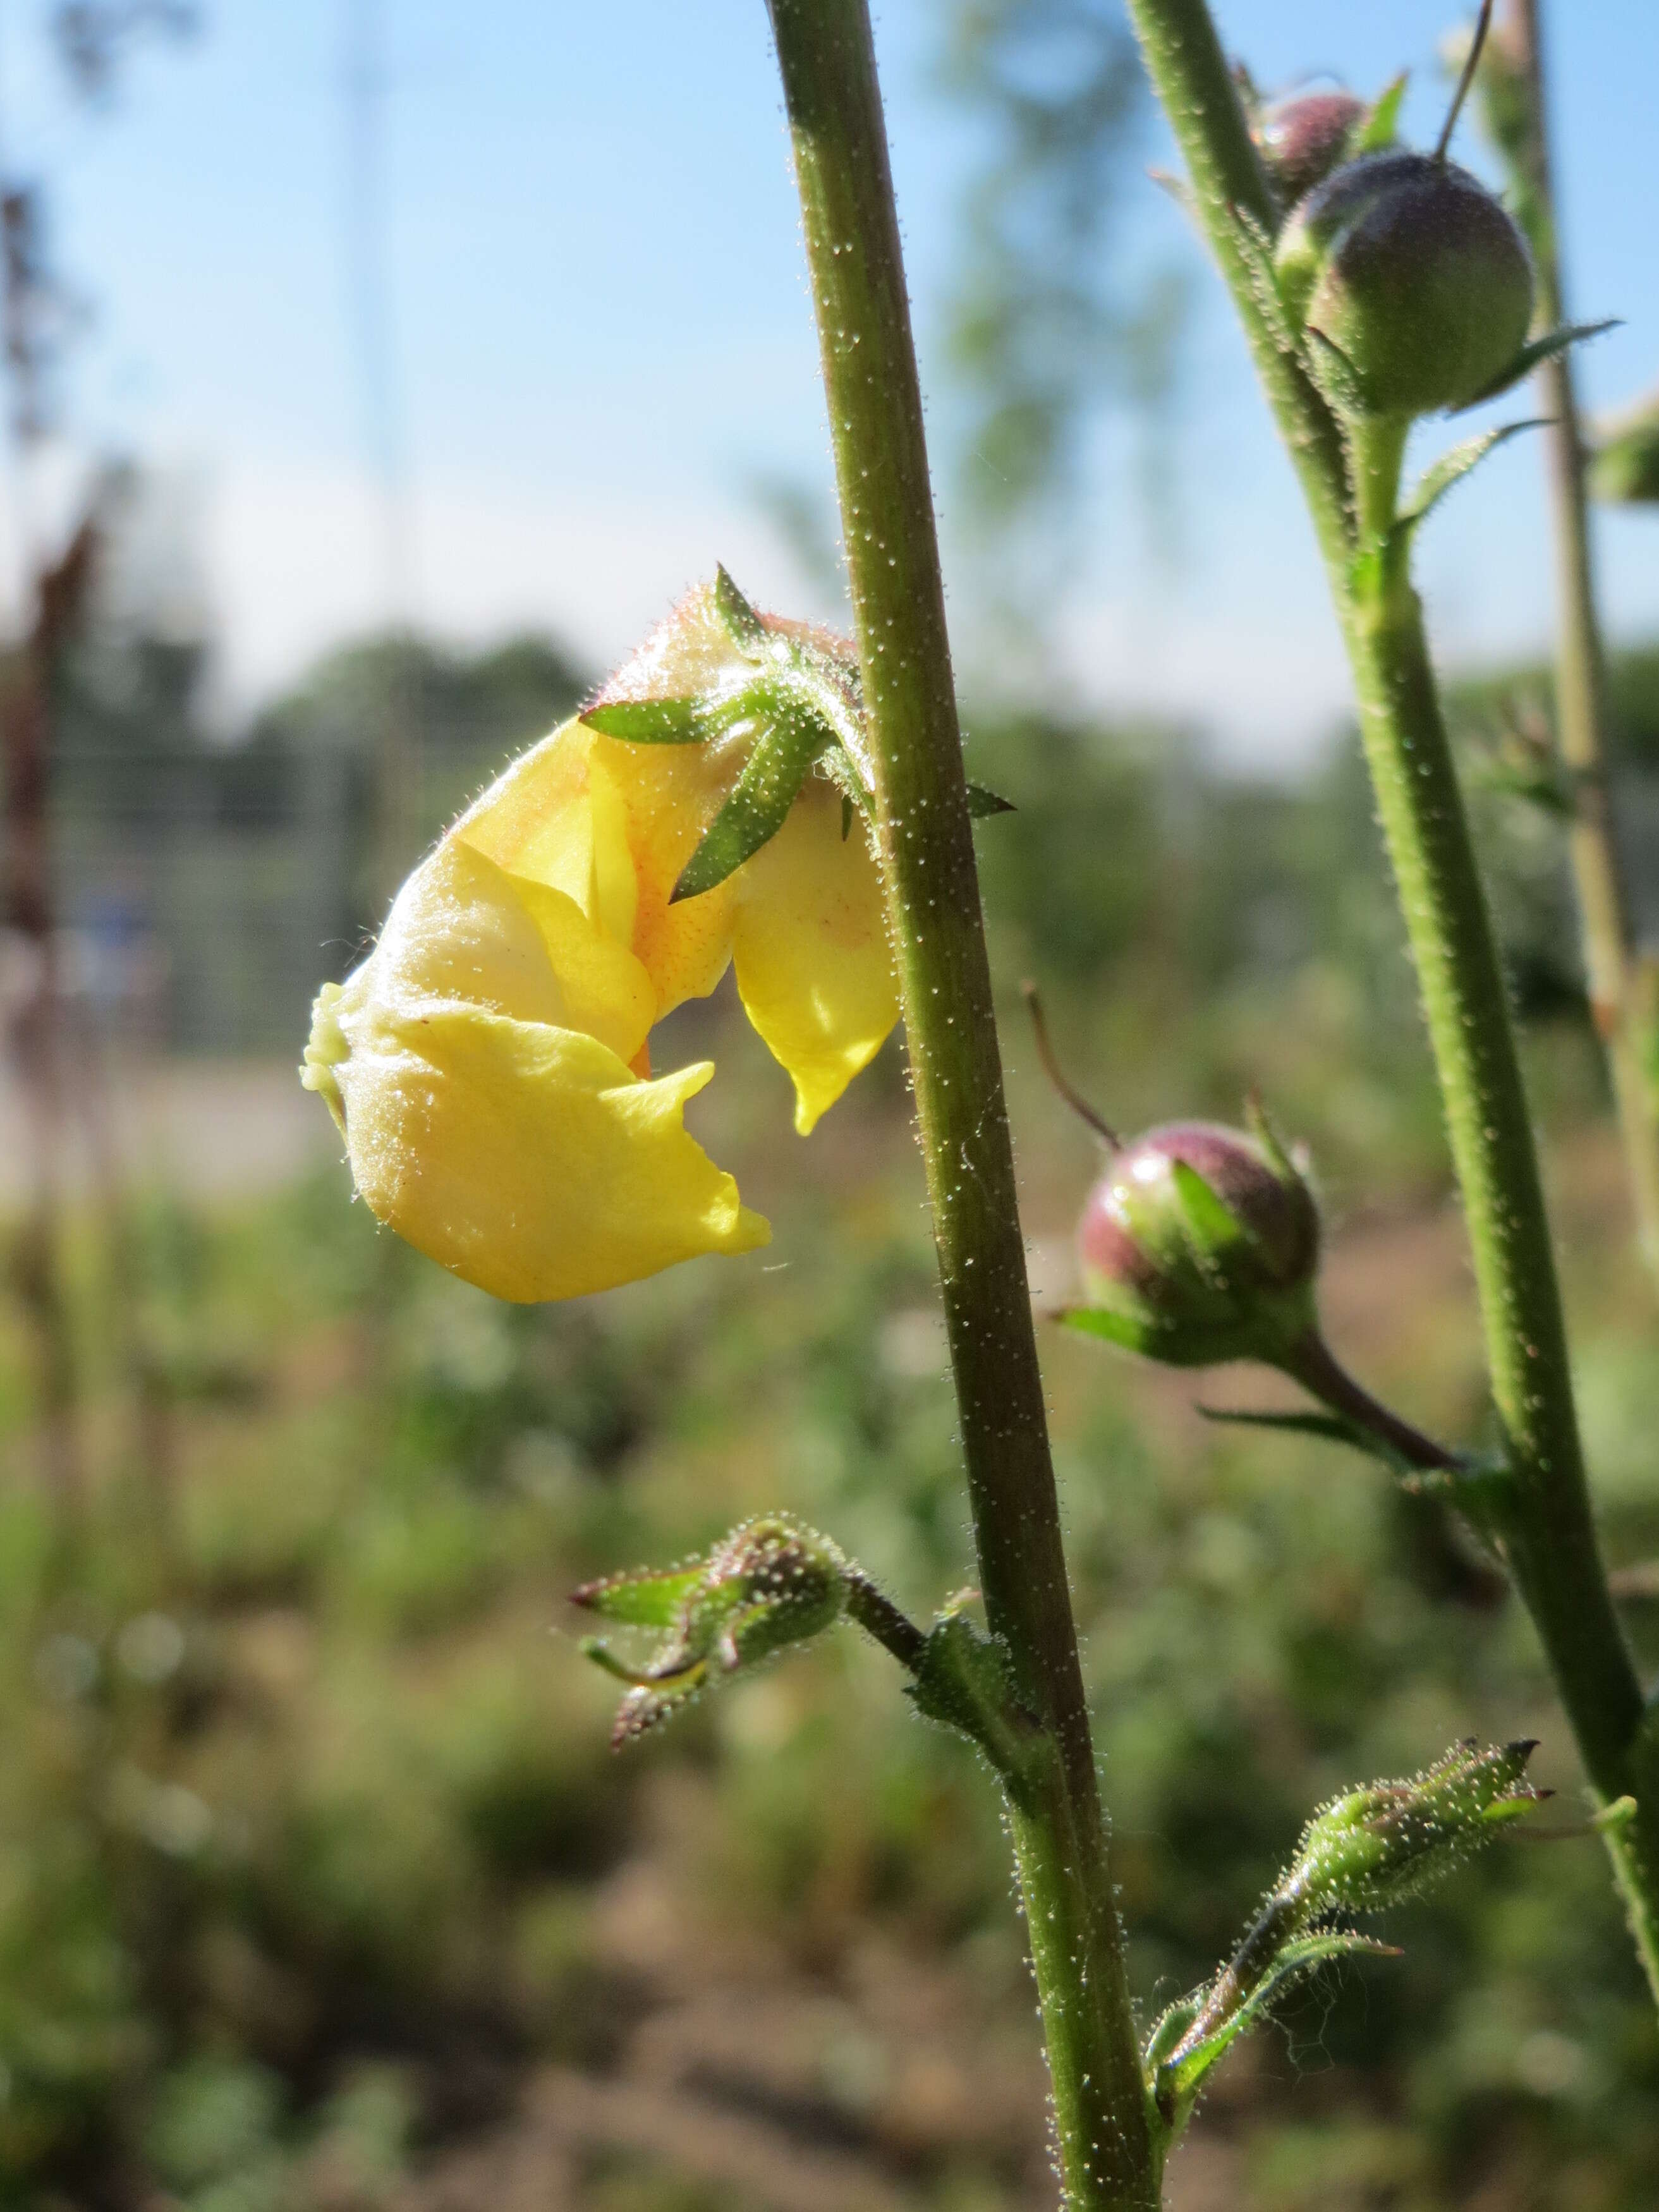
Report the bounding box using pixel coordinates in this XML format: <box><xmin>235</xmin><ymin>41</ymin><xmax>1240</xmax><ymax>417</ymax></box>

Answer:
<box><xmin>731</xmin><ymin>777</ymin><xmax>898</xmax><ymax>1134</ymax></box>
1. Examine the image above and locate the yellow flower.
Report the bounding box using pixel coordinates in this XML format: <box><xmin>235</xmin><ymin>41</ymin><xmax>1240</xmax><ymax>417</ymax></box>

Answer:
<box><xmin>302</xmin><ymin>581</ymin><xmax>899</xmax><ymax>1302</ymax></box>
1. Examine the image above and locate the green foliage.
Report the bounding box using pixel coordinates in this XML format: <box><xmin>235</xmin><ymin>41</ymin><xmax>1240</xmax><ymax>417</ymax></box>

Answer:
<box><xmin>940</xmin><ymin>0</ymin><xmax>1184</xmax><ymax>550</ymax></box>
<box><xmin>3</xmin><ymin>1104</ymin><xmax>1658</xmax><ymax>2204</ymax></box>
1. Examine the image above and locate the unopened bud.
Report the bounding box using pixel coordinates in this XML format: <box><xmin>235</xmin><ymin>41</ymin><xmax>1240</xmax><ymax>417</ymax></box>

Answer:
<box><xmin>1275</xmin><ymin>150</ymin><xmax>1534</xmax><ymax>418</ymax></box>
<box><xmin>1074</xmin><ymin>1109</ymin><xmax>1320</xmax><ymax>1368</ymax></box>
<box><xmin>573</xmin><ymin>1516</ymin><xmax>848</xmax><ymax>1745</ymax></box>
<box><xmin>1253</xmin><ymin>90</ymin><xmax>1366</xmax><ymax>209</ymax></box>
<box><xmin>1286</xmin><ymin>1738</ymin><xmax>1544</xmax><ymax>1915</ymax></box>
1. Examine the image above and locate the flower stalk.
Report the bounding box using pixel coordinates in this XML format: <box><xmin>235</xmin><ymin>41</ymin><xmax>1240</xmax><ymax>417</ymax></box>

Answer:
<box><xmin>764</xmin><ymin>0</ymin><xmax>1157</xmax><ymax>2199</ymax></box>
<box><xmin>1492</xmin><ymin>0</ymin><xmax>1659</xmax><ymax>1282</ymax></box>
<box><xmin>1123</xmin><ymin>0</ymin><xmax>1659</xmax><ymax>2005</ymax></box>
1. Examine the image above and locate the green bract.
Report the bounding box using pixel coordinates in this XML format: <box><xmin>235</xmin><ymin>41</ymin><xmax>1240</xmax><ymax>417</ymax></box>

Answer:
<box><xmin>1275</xmin><ymin>150</ymin><xmax>1533</xmax><ymax>418</ymax></box>
<box><xmin>573</xmin><ymin>1516</ymin><xmax>848</xmax><ymax>1744</ymax></box>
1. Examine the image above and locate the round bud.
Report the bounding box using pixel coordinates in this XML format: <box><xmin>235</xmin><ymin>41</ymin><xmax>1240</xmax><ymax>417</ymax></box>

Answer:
<box><xmin>1253</xmin><ymin>91</ymin><xmax>1364</xmax><ymax>209</ymax></box>
<box><xmin>1275</xmin><ymin>150</ymin><xmax>1534</xmax><ymax>417</ymax></box>
<box><xmin>1076</xmin><ymin>1119</ymin><xmax>1320</xmax><ymax>1367</ymax></box>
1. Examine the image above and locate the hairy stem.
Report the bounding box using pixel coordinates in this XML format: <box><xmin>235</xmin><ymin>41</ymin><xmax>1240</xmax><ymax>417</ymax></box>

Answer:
<box><xmin>1498</xmin><ymin>0</ymin><xmax>1659</xmax><ymax>1282</ymax></box>
<box><xmin>1126</xmin><ymin>0</ymin><xmax>1659</xmax><ymax>2006</ymax></box>
<box><xmin>764</xmin><ymin>2</ymin><xmax>1157</xmax><ymax>2200</ymax></box>
<box><xmin>1279</xmin><ymin>1329</ymin><xmax>1462</xmax><ymax>1475</ymax></box>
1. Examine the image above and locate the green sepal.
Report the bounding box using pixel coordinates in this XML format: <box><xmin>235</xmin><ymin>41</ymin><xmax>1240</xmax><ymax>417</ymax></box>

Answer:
<box><xmin>1170</xmin><ymin>1158</ymin><xmax>1250</xmax><ymax>1267</ymax></box>
<box><xmin>1457</xmin><ymin>320</ymin><xmax>1619</xmax><ymax>411</ymax></box>
<box><xmin>571</xmin><ymin>1563</ymin><xmax>707</xmax><ymax>1627</ymax></box>
<box><xmin>581</xmin><ymin>697</ymin><xmax>708</xmax><ymax>745</ymax></box>
<box><xmin>1059</xmin><ymin>1303</ymin><xmax>1280</xmax><ymax>1371</ymax></box>
<box><xmin>1243</xmin><ymin>1090</ymin><xmax>1299</xmax><ymax>1187</ymax></box>
<box><xmin>1059</xmin><ymin>1304</ymin><xmax>1162</xmax><ymax>1355</ymax></box>
<box><xmin>672</xmin><ymin>714</ymin><xmax>822</xmax><ymax>902</ymax></box>
<box><xmin>966</xmin><ymin>780</ymin><xmax>1015</xmax><ymax>819</ymax></box>
<box><xmin>714</xmin><ymin>561</ymin><xmax>769</xmax><ymax>655</ymax></box>
<box><xmin>1304</xmin><ymin>327</ymin><xmax>1368</xmax><ymax>418</ymax></box>
<box><xmin>1224</xmin><ymin>200</ymin><xmax>1296</xmax><ymax>353</ymax></box>
<box><xmin>578</xmin><ymin>1634</ymin><xmax>707</xmax><ymax>1694</ymax></box>
<box><xmin>906</xmin><ymin>1613</ymin><xmax>1042</xmax><ymax>1785</ymax></box>
<box><xmin>1395</xmin><ymin>420</ymin><xmax>1545</xmax><ymax>539</ymax></box>
<box><xmin>1351</xmin><ymin>72</ymin><xmax>1406</xmax><ymax>157</ymax></box>
<box><xmin>1154</xmin><ymin>1929</ymin><xmax>1397</xmax><ymax>2122</ymax></box>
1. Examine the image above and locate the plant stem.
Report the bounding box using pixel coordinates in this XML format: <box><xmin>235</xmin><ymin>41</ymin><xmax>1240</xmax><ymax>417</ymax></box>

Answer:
<box><xmin>765</xmin><ymin>3</ymin><xmax>1157</xmax><ymax>2199</ymax></box>
<box><xmin>1279</xmin><ymin>1330</ymin><xmax>1462</xmax><ymax>1476</ymax></box>
<box><xmin>842</xmin><ymin>1573</ymin><xmax>928</xmax><ymax>1672</ymax></box>
<box><xmin>1124</xmin><ymin>0</ymin><xmax>1659</xmax><ymax>2006</ymax></box>
<box><xmin>1498</xmin><ymin>0</ymin><xmax>1659</xmax><ymax>1283</ymax></box>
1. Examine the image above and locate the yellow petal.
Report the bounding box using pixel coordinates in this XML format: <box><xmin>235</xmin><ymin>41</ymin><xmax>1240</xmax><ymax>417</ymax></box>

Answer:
<box><xmin>589</xmin><ymin>732</ymin><xmax>745</xmax><ymax>1016</ymax></box>
<box><xmin>316</xmin><ymin>992</ymin><xmax>769</xmax><ymax>1302</ymax></box>
<box><xmin>731</xmin><ymin>777</ymin><xmax>899</xmax><ymax>1135</ymax></box>
<box><xmin>454</xmin><ymin>717</ymin><xmax>638</xmax><ymax>947</ymax></box>
<box><xmin>370</xmin><ymin>834</ymin><xmax>654</xmax><ymax>1068</ymax></box>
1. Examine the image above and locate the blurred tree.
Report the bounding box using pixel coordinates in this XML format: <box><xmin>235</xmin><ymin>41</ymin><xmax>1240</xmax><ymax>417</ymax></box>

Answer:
<box><xmin>940</xmin><ymin>0</ymin><xmax>1186</xmax><ymax>568</ymax></box>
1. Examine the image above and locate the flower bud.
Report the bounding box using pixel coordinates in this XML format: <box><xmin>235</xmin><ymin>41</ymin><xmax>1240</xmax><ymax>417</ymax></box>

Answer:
<box><xmin>1286</xmin><ymin>1738</ymin><xmax>1543</xmax><ymax>1915</ymax></box>
<box><xmin>1253</xmin><ymin>91</ymin><xmax>1365</xmax><ymax>209</ymax></box>
<box><xmin>1590</xmin><ymin>391</ymin><xmax>1659</xmax><ymax>506</ymax></box>
<box><xmin>1275</xmin><ymin>150</ymin><xmax>1534</xmax><ymax>417</ymax></box>
<box><xmin>573</xmin><ymin>1516</ymin><xmax>848</xmax><ymax>1745</ymax></box>
<box><xmin>1073</xmin><ymin>1110</ymin><xmax>1320</xmax><ymax>1367</ymax></box>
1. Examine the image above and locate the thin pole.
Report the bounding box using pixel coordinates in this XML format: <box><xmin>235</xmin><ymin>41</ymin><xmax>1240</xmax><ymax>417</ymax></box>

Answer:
<box><xmin>1498</xmin><ymin>0</ymin><xmax>1659</xmax><ymax>1282</ymax></box>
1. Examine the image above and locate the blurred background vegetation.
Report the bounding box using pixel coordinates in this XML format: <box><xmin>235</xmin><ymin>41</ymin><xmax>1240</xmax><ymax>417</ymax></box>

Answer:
<box><xmin>4</xmin><ymin>1</ymin><xmax>1659</xmax><ymax>2209</ymax></box>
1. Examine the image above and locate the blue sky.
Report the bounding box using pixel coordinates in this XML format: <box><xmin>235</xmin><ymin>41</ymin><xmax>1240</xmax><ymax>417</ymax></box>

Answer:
<box><xmin>6</xmin><ymin>0</ymin><xmax>1658</xmax><ymax>767</ymax></box>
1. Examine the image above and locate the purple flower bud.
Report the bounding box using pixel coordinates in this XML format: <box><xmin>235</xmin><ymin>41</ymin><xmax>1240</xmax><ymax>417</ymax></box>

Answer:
<box><xmin>1072</xmin><ymin>1112</ymin><xmax>1321</xmax><ymax>1368</ymax></box>
<box><xmin>1253</xmin><ymin>91</ymin><xmax>1366</xmax><ymax>208</ymax></box>
<box><xmin>1275</xmin><ymin>150</ymin><xmax>1534</xmax><ymax>418</ymax></box>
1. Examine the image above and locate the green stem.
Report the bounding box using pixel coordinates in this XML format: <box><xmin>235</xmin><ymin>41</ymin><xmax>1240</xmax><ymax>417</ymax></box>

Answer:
<box><xmin>764</xmin><ymin>3</ymin><xmax>1157</xmax><ymax>2202</ymax></box>
<box><xmin>1499</xmin><ymin>0</ymin><xmax>1659</xmax><ymax>1283</ymax></box>
<box><xmin>1126</xmin><ymin>0</ymin><xmax>1659</xmax><ymax>2008</ymax></box>
<box><xmin>1279</xmin><ymin>1328</ymin><xmax>1462</xmax><ymax>1476</ymax></box>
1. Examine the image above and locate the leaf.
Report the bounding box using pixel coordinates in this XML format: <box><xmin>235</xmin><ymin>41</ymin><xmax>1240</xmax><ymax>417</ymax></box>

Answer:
<box><xmin>1159</xmin><ymin>1930</ymin><xmax>1398</xmax><ymax>2106</ymax></box>
<box><xmin>1351</xmin><ymin>71</ymin><xmax>1407</xmax><ymax>155</ymax></box>
<box><xmin>713</xmin><ymin>562</ymin><xmax>769</xmax><ymax>655</ymax></box>
<box><xmin>1458</xmin><ymin>320</ymin><xmax>1620</xmax><ymax>410</ymax></box>
<box><xmin>906</xmin><ymin>1613</ymin><xmax>1040</xmax><ymax>1782</ymax></box>
<box><xmin>571</xmin><ymin>1564</ymin><xmax>705</xmax><ymax>1627</ymax></box>
<box><xmin>1396</xmin><ymin>420</ymin><xmax>1545</xmax><ymax>535</ymax></box>
<box><xmin>671</xmin><ymin>715</ymin><xmax>820</xmax><ymax>902</ymax></box>
<box><xmin>581</xmin><ymin>696</ymin><xmax>707</xmax><ymax>745</ymax></box>
<box><xmin>966</xmin><ymin>780</ymin><xmax>1015</xmax><ymax>818</ymax></box>
<box><xmin>1196</xmin><ymin>1403</ymin><xmax>1385</xmax><ymax>1458</ymax></box>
